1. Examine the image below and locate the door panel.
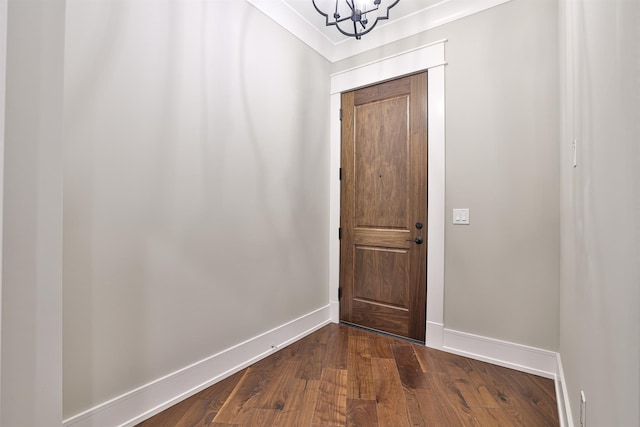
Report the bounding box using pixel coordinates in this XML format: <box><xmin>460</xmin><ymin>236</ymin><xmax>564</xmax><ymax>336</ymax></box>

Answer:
<box><xmin>354</xmin><ymin>96</ymin><xmax>408</xmax><ymax>228</ymax></box>
<box><xmin>340</xmin><ymin>73</ymin><xmax>427</xmax><ymax>342</ymax></box>
<box><xmin>354</xmin><ymin>246</ymin><xmax>408</xmax><ymax>306</ymax></box>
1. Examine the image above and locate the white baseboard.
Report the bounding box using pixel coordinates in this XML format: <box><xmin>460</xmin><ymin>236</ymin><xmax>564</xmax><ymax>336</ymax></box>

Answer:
<box><xmin>330</xmin><ymin>300</ymin><xmax>339</xmax><ymax>323</ymax></box>
<box><xmin>430</xmin><ymin>325</ymin><xmax>571</xmax><ymax>425</ymax></box>
<box><xmin>435</xmin><ymin>328</ymin><xmax>558</xmax><ymax>379</ymax></box>
<box><xmin>442</xmin><ymin>328</ymin><xmax>558</xmax><ymax>379</ymax></box>
<box><xmin>437</xmin><ymin>327</ymin><xmax>573</xmax><ymax>425</ymax></box>
<box><xmin>63</xmin><ymin>305</ymin><xmax>332</xmax><ymax>427</ymax></box>
<box><xmin>425</xmin><ymin>321</ymin><xmax>444</xmax><ymax>349</ymax></box>
<box><xmin>555</xmin><ymin>353</ymin><xmax>574</xmax><ymax>427</ymax></box>
<box><xmin>63</xmin><ymin>308</ymin><xmax>572</xmax><ymax>427</ymax></box>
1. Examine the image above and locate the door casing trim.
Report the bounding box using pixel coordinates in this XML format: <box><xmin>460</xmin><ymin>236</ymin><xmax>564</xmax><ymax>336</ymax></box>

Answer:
<box><xmin>328</xmin><ymin>40</ymin><xmax>446</xmax><ymax>348</ymax></box>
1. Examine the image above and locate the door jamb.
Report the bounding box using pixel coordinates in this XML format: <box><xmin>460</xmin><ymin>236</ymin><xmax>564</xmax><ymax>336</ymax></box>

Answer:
<box><xmin>328</xmin><ymin>40</ymin><xmax>447</xmax><ymax>349</ymax></box>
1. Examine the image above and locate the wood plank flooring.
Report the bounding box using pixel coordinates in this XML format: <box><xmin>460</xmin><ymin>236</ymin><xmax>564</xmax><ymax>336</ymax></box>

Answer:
<box><xmin>137</xmin><ymin>324</ymin><xmax>559</xmax><ymax>426</ymax></box>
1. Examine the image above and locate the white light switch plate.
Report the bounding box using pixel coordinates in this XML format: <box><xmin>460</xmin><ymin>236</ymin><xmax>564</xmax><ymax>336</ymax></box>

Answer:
<box><xmin>453</xmin><ymin>209</ymin><xmax>470</xmax><ymax>225</ymax></box>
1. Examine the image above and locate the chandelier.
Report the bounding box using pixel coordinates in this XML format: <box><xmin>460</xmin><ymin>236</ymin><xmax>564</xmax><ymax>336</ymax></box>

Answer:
<box><xmin>312</xmin><ymin>0</ymin><xmax>400</xmax><ymax>40</ymax></box>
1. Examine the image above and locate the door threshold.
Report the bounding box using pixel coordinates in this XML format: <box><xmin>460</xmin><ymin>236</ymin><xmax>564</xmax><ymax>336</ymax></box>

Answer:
<box><xmin>339</xmin><ymin>321</ymin><xmax>425</xmax><ymax>345</ymax></box>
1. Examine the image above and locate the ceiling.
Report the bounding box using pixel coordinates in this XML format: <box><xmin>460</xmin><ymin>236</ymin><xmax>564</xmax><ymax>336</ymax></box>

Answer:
<box><xmin>247</xmin><ymin>0</ymin><xmax>513</xmax><ymax>62</ymax></box>
<box><xmin>283</xmin><ymin>0</ymin><xmax>444</xmax><ymax>44</ymax></box>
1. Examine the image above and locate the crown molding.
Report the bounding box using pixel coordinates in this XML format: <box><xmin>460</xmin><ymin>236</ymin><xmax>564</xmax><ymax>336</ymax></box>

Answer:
<box><xmin>247</xmin><ymin>0</ymin><xmax>512</xmax><ymax>62</ymax></box>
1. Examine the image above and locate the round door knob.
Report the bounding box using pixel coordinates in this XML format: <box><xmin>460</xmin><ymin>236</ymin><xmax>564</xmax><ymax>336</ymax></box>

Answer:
<box><xmin>406</xmin><ymin>236</ymin><xmax>424</xmax><ymax>245</ymax></box>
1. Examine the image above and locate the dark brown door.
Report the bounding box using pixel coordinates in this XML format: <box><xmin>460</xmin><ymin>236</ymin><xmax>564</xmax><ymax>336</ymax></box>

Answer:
<box><xmin>340</xmin><ymin>73</ymin><xmax>427</xmax><ymax>342</ymax></box>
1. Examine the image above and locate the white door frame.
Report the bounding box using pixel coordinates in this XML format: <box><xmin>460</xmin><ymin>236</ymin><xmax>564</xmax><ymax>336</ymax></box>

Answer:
<box><xmin>328</xmin><ymin>40</ymin><xmax>447</xmax><ymax>348</ymax></box>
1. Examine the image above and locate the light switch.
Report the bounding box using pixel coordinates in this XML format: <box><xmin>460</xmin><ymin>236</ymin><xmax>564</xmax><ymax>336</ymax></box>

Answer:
<box><xmin>453</xmin><ymin>209</ymin><xmax>470</xmax><ymax>225</ymax></box>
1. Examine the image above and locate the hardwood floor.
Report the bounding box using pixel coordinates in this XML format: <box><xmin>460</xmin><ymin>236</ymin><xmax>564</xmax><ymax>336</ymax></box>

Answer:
<box><xmin>137</xmin><ymin>324</ymin><xmax>559</xmax><ymax>426</ymax></box>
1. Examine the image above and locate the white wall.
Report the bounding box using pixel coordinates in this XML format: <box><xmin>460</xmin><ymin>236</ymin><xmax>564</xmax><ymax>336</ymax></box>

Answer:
<box><xmin>62</xmin><ymin>0</ymin><xmax>330</xmax><ymax>418</ymax></box>
<box><xmin>559</xmin><ymin>0</ymin><xmax>640</xmax><ymax>425</ymax></box>
<box><xmin>332</xmin><ymin>0</ymin><xmax>560</xmax><ymax>351</ymax></box>
<box><xmin>1</xmin><ymin>0</ymin><xmax>66</xmax><ymax>426</ymax></box>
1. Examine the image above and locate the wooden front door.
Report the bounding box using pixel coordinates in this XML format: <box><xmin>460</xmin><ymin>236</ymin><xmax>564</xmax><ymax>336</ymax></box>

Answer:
<box><xmin>340</xmin><ymin>73</ymin><xmax>427</xmax><ymax>342</ymax></box>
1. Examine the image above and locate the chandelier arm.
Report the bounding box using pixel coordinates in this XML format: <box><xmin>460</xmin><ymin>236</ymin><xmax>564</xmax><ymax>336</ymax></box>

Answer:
<box><xmin>334</xmin><ymin>15</ymin><xmax>353</xmax><ymax>24</ymax></box>
<box><xmin>327</xmin><ymin>17</ymin><xmax>354</xmax><ymax>25</ymax></box>
<box><xmin>328</xmin><ymin>16</ymin><xmax>355</xmax><ymax>25</ymax></box>
<box><xmin>361</xmin><ymin>4</ymin><xmax>380</xmax><ymax>14</ymax></box>
<box><xmin>312</xmin><ymin>0</ymin><xmax>351</xmax><ymax>26</ymax></box>
<box><xmin>333</xmin><ymin>20</ymin><xmax>365</xmax><ymax>38</ymax></box>
<box><xmin>336</xmin><ymin>18</ymin><xmax>379</xmax><ymax>38</ymax></box>
<box><xmin>345</xmin><ymin>0</ymin><xmax>354</xmax><ymax>12</ymax></box>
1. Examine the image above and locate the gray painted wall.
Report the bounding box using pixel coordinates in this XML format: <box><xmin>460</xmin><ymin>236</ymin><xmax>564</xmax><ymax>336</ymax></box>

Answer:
<box><xmin>333</xmin><ymin>0</ymin><xmax>560</xmax><ymax>351</ymax></box>
<box><xmin>62</xmin><ymin>0</ymin><xmax>330</xmax><ymax>418</ymax></box>
<box><xmin>1</xmin><ymin>1</ymin><xmax>65</xmax><ymax>425</ymax></box>
<box><xmin>559</xmin><ymin>0</ymin><xmax>640</xmax><ymax>425</ymax></box>
<box><xmin>5</xmin><ymin>0</ymin><xmax>638</xmax><ymax>424</ymax></box>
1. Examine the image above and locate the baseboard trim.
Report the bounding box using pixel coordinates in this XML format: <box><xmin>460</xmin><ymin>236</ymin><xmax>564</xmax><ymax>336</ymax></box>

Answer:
<box><xmin>555</xmin><ymin>353</ymin><xmax>574</xmax><ymax>427</ymax></box>
<box><xmin>425</xmin><ymin>321</ymin><xmax>444</xmax><ymax>349</ymax></box>
<box><xmin>441</xmin><ymin>328</ymin><xmax>557</xmax><ymax>379</ymax></box>
<box><xmin>429</xmin><ymin>325</ymin><xmax>571</xmax><ymax>425</ymax></box>
<box><xmin>63</xmin><ymin>305</ymin><xmax>332</xmax><ymax>427</ymax></box>
<box><xmin>330</xmin><ymin>300</ymin><xmax>339</xmax><ymax>323</ymax></box>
